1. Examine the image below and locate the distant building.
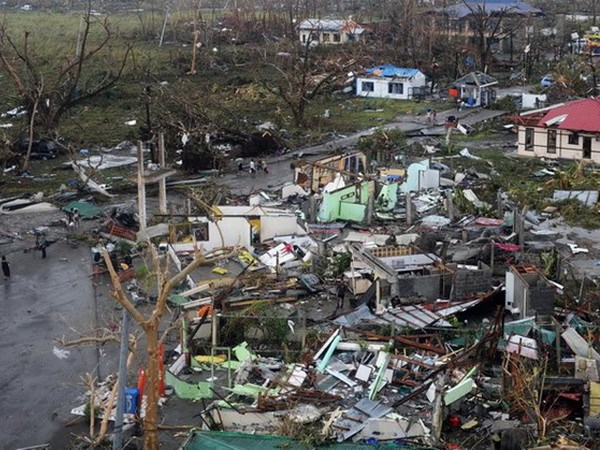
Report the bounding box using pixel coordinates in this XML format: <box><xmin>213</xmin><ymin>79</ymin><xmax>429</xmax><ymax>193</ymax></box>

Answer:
<box><xmin>425</xmin><ymin>1</ymin><xmax>543</xmax><ymax>59</ymax></box>
<box><xmin>298</xmin><ymin>19</ymin><xmax>368</xmax><ymax>45</ymax></box>
<box><xmin>514</xmin><ymin>98</ymin><xmax>600</xmax><ymax>163</ymax></box>
<box><xmin>355</xmin><ymin>65</ymin><xmax>427</xmax><ymax>100</ymax></box>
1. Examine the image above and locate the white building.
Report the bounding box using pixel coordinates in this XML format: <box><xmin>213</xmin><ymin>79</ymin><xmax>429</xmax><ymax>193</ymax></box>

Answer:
<box><xmin>355</xmin><ymin>65</ymin><xmax>427</xmax><ymax>100</ymax></box>
<box><xmin>298</xmin><ymin>19</ymin><xmax>367</xmax><ymax>46</ymax></box>
<box><xmin>515</xmin><ymin>98</ymin><xmax>600</xmax><ymax>163</ymax></box>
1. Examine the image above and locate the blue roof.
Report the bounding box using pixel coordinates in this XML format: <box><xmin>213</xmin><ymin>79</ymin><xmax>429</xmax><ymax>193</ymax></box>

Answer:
<box><xmin>365</xmin><ymin>65</ymin><xmax>421</xmax><ymax>78</ymax></box>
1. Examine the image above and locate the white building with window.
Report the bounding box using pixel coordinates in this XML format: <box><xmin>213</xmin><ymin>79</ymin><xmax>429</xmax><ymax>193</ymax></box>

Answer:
<box><xmin>355</xmin><ymin>65</ymin><xmax>427</xmax><ymax>100</ymax></box>
<box><xmin>515</xmin><ymin>98</ymin><xmax>600</xmax><ymax>163</ymax></box>
<box><xmin>298</xmin><ymin>19</ymin><xmax>367</xmax><ymax>46</ymax></box>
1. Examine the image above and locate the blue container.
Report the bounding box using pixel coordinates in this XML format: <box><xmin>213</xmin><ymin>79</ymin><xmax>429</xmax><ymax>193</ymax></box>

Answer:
<box><xmin>123</xmin><ymin>387</ymin><xmax>139</xmax><ymax>414</ymax></box>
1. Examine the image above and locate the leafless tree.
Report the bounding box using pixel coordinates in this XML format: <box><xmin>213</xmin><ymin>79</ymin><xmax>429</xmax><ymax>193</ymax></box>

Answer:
<box><xmin>462</xmin><ymin>0</ymin><xmax>528</xmax><ymax>73</ymax></box>
<box><xmin>0</xmin><ymin>2</ymin><xmax>132</xmax><ymax>141</ymax></box>
<box><xmin>101</xmin><ymin>245</ymin><xmax>236</xmax><ymax>449</ymax></box>
<box><xmin>258</xmin><ymin>38</ymin><xmax>359</xmax><ymax>127</ymax></box>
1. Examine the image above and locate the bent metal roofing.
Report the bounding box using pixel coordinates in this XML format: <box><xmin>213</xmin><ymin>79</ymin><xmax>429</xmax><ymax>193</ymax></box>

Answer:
<box><xmin>531</xmin><ymin>98</ymin><xmax>600</xmax><ymax>133</ymax></box>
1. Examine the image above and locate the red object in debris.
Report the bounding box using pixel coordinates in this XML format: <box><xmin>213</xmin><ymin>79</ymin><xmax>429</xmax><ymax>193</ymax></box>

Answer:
<box><xmin>447</xmin><ymin>415</ymin><xmax>462</xmax><ymax>428</ymax></box>
<box><xmin>137</xmin><ymin>368</ymin><xmax>147</xmax><ymax>401</ymax></box>
<box><xmin>474</xmin><ymin>217</ymin><xmax>505</xmax><ymax>227</ymax></box>
<box><xmin>446</xmin><ymin>443</ymin><xmax>461</xmax><ymax>450</ymax></box>
<box><xmin>449</xmin><ymin>88</ymin><xmax>458</xmax><ymax>97</ymax></box>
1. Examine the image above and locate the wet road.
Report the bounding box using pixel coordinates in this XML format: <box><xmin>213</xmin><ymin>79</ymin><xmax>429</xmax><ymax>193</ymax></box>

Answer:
<box><xmin>0</xmin><ymin>242</ymin><xmax>116</xmax><ymax>449</ymax></box>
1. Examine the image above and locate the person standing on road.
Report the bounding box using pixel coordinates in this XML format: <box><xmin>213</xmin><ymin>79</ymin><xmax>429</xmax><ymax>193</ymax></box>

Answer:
<box><xmin>432</xmin><ymin>109</ymin><xmax>437</xmax><ymax>125</ymax></box>
<box><xmin>1</xmin><ymin>255</ymin><xmax>10</xmax><ymax>280</ymax></box>
<box><xmin>36</xmin><ymin>234</ymin><xmax>48</xmax><ymax>259</ymax></box>
<box><xmin>73</xmin><ymin>208</ymin><xmax>80</xmax><ymax>228</ymax></box>
<box><xmin>336</xmin><ymin>280</ymin><xmax>348</xmax><ymax>310</ymax></box>
<box><xmin>261</xmin><ymin>160</ymin><xmax>269</xmax><ymax>174</ymax></box>
<box><xmin>249</xmin><ymin>159</ymin><xmax>257</xmax><ymax>178</ymax></box>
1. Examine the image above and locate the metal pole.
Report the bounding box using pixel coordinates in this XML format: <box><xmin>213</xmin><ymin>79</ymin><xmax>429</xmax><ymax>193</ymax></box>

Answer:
<box><xmin>112</xmin><ymin>310</ymin><xmax>131</xmax><ymax>450</ymax></box>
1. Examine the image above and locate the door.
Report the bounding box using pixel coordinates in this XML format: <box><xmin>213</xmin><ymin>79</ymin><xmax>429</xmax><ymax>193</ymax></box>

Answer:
<box><xmin>583</xmin><ymin>136</ymin><xmax>592</xmax><ymax>159</ymax></box>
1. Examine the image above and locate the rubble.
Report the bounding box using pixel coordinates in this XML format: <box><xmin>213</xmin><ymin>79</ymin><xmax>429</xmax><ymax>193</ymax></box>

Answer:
<box><xmin>8</xmin><ymin>113</ymin><xmax>598</xmax><ymax>450</ymax></box>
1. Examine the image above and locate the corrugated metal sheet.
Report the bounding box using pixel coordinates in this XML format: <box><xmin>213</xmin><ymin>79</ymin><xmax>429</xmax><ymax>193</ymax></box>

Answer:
<box><xmin>539</xmin><ymin>98</ymin><xmax>600</xmax><ymax>133</ymax></box>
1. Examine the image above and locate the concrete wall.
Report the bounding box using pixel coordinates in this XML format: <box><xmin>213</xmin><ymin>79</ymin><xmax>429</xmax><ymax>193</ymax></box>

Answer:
<box><xmin>508</xmin><ymin>267</ymin><xmax>554</xmax><ymax>319</ymax></box>
<box><xmin>453</xmin><ymin>264</ymin><xmax>493</xmax><ymax>300</ymax></box>
<box><xmin>356</xmin><ymin>75</ymin><xmax>426</xmax><ymax>100</ymax></box>
<box><xmin>317</xmin><ymin>180</ymin><xmax>374</xmax><ymax>223</ymax></box>
<box><xmin>396</xmin><ymin>273</ymin><xmax>441</xmax><ymax>300</ymax></box>
<box><xmin>517</xmin><ymin>126</ymin><xmax>600</xmax><ymax>163</ymax></box>
<box><xmin>260</xmin><ymin>215</ymin><xmax>304</xmax><ymax>242</ymax></box>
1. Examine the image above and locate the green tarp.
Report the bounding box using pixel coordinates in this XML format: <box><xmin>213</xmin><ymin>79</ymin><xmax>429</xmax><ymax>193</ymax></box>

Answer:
<box><xmin>165</xmin><ymin>371</ymin><xmax>212</xmax><ymax>400</ymax></box>
<box><xmin>168</xmin><ymin>294</ymin><xmax>189</xmax><ymax>306</ymax></box>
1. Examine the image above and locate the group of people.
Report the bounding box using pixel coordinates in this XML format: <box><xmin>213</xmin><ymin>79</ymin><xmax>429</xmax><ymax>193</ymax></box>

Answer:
<box><xmin>425</xmin><ymin>108</ymin><xmax>438</xmax><ymax>125</ymax></box>
<box><xmin>239</xmin><ymin>159</ymin><xmax>269</xmax><ymax>178</ymax></box>
<box><xmin>66</xmin><ymin>208</ymin><xmax>80</xmax><ymax>229</ymax></box>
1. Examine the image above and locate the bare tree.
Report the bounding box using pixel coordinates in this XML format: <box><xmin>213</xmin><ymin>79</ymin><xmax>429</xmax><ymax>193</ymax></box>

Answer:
<box><xmin>0</xmin><ymin>2</ymin><xmax>132</xmax><ymax>140</ymax></box>
<box><xmin>258</xmin><ymin>39</ymin><xmax>359</xmax><ymax>127</ymax></box>
<box><xmin>462</xmin><ymin>1</ymin><xmax>528</xmax><ymax>73</ymax></box>
<box><xmin>101</xmin><ymin>245</ymin><xmax>236</xmax><ymax>449</ymax></box>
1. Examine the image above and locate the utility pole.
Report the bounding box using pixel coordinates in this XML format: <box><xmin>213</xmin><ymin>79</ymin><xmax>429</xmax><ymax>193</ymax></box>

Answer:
<box><xmin>112</xmin><ymin>310</ymin><xmax>131</xmax><ymax>450</ymax></box>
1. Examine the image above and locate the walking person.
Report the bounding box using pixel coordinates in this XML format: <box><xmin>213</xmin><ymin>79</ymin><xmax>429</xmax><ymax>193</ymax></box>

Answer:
<box><xmin>249</xmin><ymin>159</ymin><xmax>257</xmax><ymax>178</ymax></box>
<box><xmin>36</xmin><ymin>234</ymin><xmax>48</xmax><ymax>259</ymax></box>
<box><xmin>1</xmin><ymin>255</ymin><xmax>10</xmax><ymax>280</ymax></box>
<box><xmin>426</xmin><ymin>108</ymin><xmax>432</xmax><ymax>124</ymax></box>
<box><xmin>72</xmin><ymin>208</ymin><xmax>80</xmax><ymax>228</ymax></box>
<box><xmin>336</xmin><ymin>280</ymin><xmax>348</xmax><ymax>310</ymax></box>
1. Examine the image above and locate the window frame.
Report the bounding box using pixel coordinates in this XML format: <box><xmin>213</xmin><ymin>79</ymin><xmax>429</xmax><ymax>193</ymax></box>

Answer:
<box><xmin>388</xmin><ymin>82</ymin><xmax>404</xmax><ymax>95</ymax></box>
<box><xmin>361</xmin><ymin>81</ymin><xmax>374</xmax><ymax>92</ymax></box>
<box><xmin>568</xmin><ymin>133</ymin><xmax>579</xmax><ymax>145</ymax></box>
<box><xmin>547</xmin><ymin>129</ymin><xmax>557</xmax><ymax>153</ymax></box>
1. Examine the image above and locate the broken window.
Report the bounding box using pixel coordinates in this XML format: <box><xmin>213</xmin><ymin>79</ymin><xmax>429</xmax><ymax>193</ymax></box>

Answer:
<box><xmin>333</xmin><ymin>33</ymin><xmax>341</xmax><ymax>42</ymax></box>
<box><xmin>547</xmin><ymin>129</ymin><xmax>556</xmax><ymax>153</ymax></box>
<box><xmin>322</xmin><ymin>32</ymin><xmax>330</xmax><ymax>42</ymax></box>
<box><xmin>361</xmin><ymin>81</ymin><xmax>374</xmax><ymax>92</ymax></box>
<box><xmin>525</xmin><ymin>127</ymin><xmax>534</xmax><ymax>151</ymax></box>
<box><xmin>388</xmin><ymin>82</ymin><xmax>404</xmax><ymax>94</ymax></box>
<box><xmin>568</xmin><ymin>133</ymin><xmax>579</xmax><ymax>145</ymax></box>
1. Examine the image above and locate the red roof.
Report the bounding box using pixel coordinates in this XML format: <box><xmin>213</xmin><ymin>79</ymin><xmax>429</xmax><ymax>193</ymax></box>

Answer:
<box><xmin>535</xmin><ymin>98</ymin><xmax>600</xmax><ymax>133</ymax></box>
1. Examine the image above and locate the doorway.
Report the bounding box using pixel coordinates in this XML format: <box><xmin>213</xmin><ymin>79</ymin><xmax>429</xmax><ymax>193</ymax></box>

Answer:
<box><xmin>583</xmin><ymin>137</ymin><xmax>592</xmax><ymax>159</ymax></box>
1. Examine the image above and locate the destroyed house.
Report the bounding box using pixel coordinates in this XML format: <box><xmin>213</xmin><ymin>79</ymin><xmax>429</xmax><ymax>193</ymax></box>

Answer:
<box><xmin>298</xmin><ymin>19</ymin><xmax>368</xmax><ymax>45</ymax></box>
<box><xmin>505</xmin><ymin>264</ymin><xmax>555</xmax><ymax>319</ymax></box>
<box><xmin>294</xmin><ymin>152</ymin><xmax>367</xmax><ymax>193</ymax></box>
<box><xmin>355</xmin><ymin>65</ymin><xmax>427</xmax><ymax>100</ymax></box>
<box><xmin>317</xmin><ymin>180</ymin><xmax>374</xmax><ymax>223</ymax></box>
<box><xmin>349</xmin><ymin>244</ymin><xmax>453</xmax><ymax>302</ymax></box>
<box><xmin>168</xmin><ymin>206</ymin><xmax>306</xmax><ymax>253</ymax></box>
<box><xmin>514</xmin><ymin>98</ymin><xmax>600</xmax><ymax>163</ymax></box>
<box><xmin>452</xmin><ymin>71</ymin><xmax>498</xmax><ymax>107</ymax></box>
